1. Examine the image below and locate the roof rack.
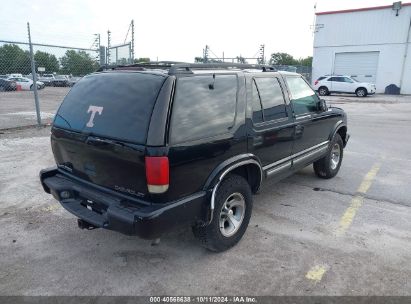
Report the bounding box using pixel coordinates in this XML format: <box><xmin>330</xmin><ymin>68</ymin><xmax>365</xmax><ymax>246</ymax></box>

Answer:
<box><xmin>97</xmin><ymin>62</ymin><xmax>277</xmax><ymax>75</ymax></box>
<box><xmin>96</xmin><ymin>61</ymin><xmax>182</xmax><ymax>72</ymax></box>
<box><xmin>168</xmin><ymin>63</ymin><xmax>276</xmax><ymax>75</ymax></box>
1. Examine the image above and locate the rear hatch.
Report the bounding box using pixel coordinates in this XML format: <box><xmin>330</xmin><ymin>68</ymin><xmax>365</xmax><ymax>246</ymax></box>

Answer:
<box><xmin>51</xmin><ymin>71</ymin><xmax>167</xmax><ymax>199</ymax></box>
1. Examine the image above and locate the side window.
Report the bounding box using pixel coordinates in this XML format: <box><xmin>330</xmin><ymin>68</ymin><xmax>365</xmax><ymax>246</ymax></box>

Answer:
<box><xmin>344</xmin><ymin>77</ymin><xmax>354</xmax><ymax>83</ymax></box>
<box><xmin>170</xmin><ymin>74</ymin><xmax>237</xmax><ymax>143</ymax></box>
<box><xmin>329</xmin><ymin>77</ymin><xmax>341</xmax><ymax>82</ymax></box>
<box><xmin>253</xmin><ymin>77</ymin><xmax>287</xmax><ymax>122</ymax></box>
<box><xmin>251</xmin><ymin>80</ymin><xmax>264</xmax><ymax>123</ymax></box>
<box><xmin>286</xmin><ymin>76</ymin><xmax>319</xmax><ymax>116</ymax></box>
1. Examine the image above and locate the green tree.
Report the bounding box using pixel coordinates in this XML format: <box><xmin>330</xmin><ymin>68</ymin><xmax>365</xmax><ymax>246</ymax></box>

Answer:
<box><xmin>269</xmin><ymin>52</ymin><xmax>297</xmax><ymax>65</ymax></box>
<box><xmin>194</xmin><ymin>57</ymin><xmax>204</xmax><ymax>63</ymax></box>
<box><xmin>297</xmin><ymin>56</ymin><xmax>313</xmax><ymax>67</ymax></box>
<box><xmin>60</xmin><ymin>50</ymin><xmax>99</xmax><ymax>76</ymax></box>
<box><xmin>134</xmin><ymin>57</ymin><xmax>151</xmax><ymax>63</ymax></box>
<box><xmin>34</xmin><ymin>51</ymin><xmax>59</xmax><ymax>73</ymax></box>
<box><xmin>0</xmin><ymin>44</ymin><xmax>31</xmax><ymax>75</ymax></box>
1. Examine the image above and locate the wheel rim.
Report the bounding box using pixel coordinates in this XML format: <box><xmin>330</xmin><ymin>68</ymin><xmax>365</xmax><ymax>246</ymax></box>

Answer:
<box><xmin>357</xmin><ymin>89</ymin><xmax>364</xmax><ymax>97</ymax></box>
<box><xmin>319</xmin><ymin>88</ymin><xmax>326</xmax><ymax>95</ymax></box>
<box><xmin>219</xmin><ymin>192</ymin><xmax>246</xmax><ymax>237</ymax></box>
<box><xmin>330</xmin><ymin>143</ymin><xmax>341</xmax><ymax>170</ymax></box>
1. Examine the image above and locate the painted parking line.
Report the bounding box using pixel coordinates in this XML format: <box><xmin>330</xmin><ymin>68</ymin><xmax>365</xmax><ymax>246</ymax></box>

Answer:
<box><xmin>305</xmin><ymin>162</ymin><xmax>382</xmax><ymax>282</ymax></box>
<box><xmin>42</xmin><ymin>204</ymin><xmax>60</xmax><ymax>212</ymax></box>
<box><xmin>336</xmin><ymin>162</ymin><xmax>381</xmax><ymax>236</ymax></box>
<box><xmin>305</xmin><ymin>265</ymin><xmax>327</xmax><ymax>282</ymax></box>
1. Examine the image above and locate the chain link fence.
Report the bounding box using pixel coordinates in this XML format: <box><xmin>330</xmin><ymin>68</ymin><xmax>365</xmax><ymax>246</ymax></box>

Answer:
<box><xmin>107</xmin><ymin>43</ymin><xmax>132</xmax><ymax>66</ymax></box>
<box><xmin>272</xmin><ymin>65</ymin><xmax>312</xmax><ymax>83</ymax></box>
<box><xmin>0</xmin><ymin>24</ymin><xmax>109</xmax><ymax>130</ymax></box>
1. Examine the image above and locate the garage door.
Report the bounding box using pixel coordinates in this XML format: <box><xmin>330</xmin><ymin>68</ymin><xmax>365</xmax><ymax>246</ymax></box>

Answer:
<box><xmin>333</xmin><ymin>52</ymin><xmax>379</xmax><ymax>83</ymax></box>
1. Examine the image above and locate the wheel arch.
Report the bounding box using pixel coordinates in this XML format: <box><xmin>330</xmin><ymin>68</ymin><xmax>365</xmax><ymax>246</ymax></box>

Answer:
<box><xmin>330</xmin><ymin>121</ymin><xmax>348</xmax><ymax>147</ymax></box>
<box><xmin>203</xmin><ymin>154</ymin><xmax>263</xmax><ymax>194</ymax></box>
<box><xmin>202</xmin><ymin>154</ymin><xmax>263</xmax><ymax>226</ymax></box>
<box><xmin>356</xmin><ymin>86</ymin><xmax>368</xmax><ymax>94</ymax></box>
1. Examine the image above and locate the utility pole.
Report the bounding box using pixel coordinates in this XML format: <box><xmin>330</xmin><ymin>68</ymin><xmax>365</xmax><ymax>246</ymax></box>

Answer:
<box><xmin>259</xmin><ymin>44</ymin><xmax>265</xmax><ymax>64</ymax></box>
<box><xmin>203</xmin><ymin>45</ymin><xmax>209</xmax><ymax>63</ymax></box>
<box><xmin>107</xmin><ymin>30</ymin><xmax>111</xmax><ymax>65</ymax></box>
<box><xmin>27</xmin><ymin>22</ymin><xmax>41</xmax><ymax>126</ymax></box>
<box><xmin>131</xmin><ymin>19</ymin><xmax>135</xmax><ymax>62</ymax></box>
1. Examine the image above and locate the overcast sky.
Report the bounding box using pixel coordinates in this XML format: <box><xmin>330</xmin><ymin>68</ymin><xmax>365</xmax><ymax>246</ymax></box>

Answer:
<box><xmin>0</xmin><ymin>0</ymin><xmax>396</xmax><ymax>62</ymax></box>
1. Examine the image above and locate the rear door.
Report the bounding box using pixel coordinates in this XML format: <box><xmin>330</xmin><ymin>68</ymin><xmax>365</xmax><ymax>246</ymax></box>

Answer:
<box><xmin>328</xmin><ymin>76</ymin><xmax>343</xmax><ymax>92</ymax></box>
<box><xmin>248</xmin><ymin>76</ymin><xmax>294</xmax><ymax>174</ymax></box>
<box><xmin>51</xmin><ymin>72</ymin><xmax>167</xmax><ymax>199</ymax></box>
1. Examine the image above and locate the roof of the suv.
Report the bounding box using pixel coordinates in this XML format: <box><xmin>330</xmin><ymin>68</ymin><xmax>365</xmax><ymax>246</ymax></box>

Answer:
<box><xmin>98</xmin><ymin>62</ymin><xmax>301</xmax><ymax>77</ymax></box>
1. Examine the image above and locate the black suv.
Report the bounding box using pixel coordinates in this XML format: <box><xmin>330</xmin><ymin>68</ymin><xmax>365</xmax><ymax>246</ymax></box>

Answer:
<box><xmin>40</xmin><ymin>63</ymin><xmax>349</xmax><ymax>252</ymax></box>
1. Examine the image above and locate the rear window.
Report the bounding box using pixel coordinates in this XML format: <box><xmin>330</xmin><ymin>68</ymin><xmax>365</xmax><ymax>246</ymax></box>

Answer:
<box><xmin>53</xmin><ymin>72</ymin><xmax>165</xmax><ymax>144</ymax></box>
<box><xmin>169</xmin><ymin>74</ymin><xmax>238</xmax><ymax>144</ymax></box>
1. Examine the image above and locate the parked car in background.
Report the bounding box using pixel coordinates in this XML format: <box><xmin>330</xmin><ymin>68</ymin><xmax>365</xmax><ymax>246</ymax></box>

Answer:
<box><xmin>8</xmin><ymin>77</ymin><xmax>45</xmax><ymax>91</ymax></box>
<box><xmin>8</xmin><ymin>73</ymin><xmax>23</xmax><ymax>78</ymax></box>
<box><xmin>313</xmin><ymin>75</ymin><xmax>376</xmax><ymax>97</ymax></box>
<box><xmin>0</xmin><ymin>79</ymin><xmax>17</xmax><ymax>91</ymax></box>
<box><xmin>39</xmin><ymin>74</ymin><xmax>56</xmax><ymax>86</ymax></box>
<box><xmin>52</xmin><ymin>75</ymin><xmax>70</xmax><ymax>87</ymax></box>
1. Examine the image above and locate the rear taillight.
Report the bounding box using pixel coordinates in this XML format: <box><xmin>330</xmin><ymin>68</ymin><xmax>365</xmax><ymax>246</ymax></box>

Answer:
<box><xmin>314</xmin><ymin>80</ymin><xmax>319</xmax><ymax>85</ymax></box>
<box><xmin>145</xmin><ymin>156</ymin><xmax>169</xmax><ymax>194</ymax></box>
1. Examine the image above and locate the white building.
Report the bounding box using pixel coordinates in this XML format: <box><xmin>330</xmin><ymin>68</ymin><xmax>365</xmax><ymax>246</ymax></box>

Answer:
<box><xmin>312</xmin><ymin>2</ymin><xmax>411</xmax><ymax>94</ymax></box>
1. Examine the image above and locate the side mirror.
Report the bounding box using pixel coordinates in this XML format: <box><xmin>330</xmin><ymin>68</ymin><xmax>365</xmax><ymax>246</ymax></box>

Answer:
<box><xmin>319</xmin><ymin>99</ymin><xmax>327</xmax><ymax>112</ymax></box>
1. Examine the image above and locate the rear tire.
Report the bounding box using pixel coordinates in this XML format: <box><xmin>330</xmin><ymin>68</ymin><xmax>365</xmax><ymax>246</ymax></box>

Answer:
<box><xmin>356</xmin><ymin>87</ymin><xmax>367</xmax><ymax>97</ymax></box>
<box><xmin>313</xmin><ymin>134</ymin><xmax>343</xmax><ymax>179</ymax></box>
<box><xmin>192</xmin><ymin>174</ymin><xmax>252</xmax><ymax>252</ymax></box>
<box><xmin>318</xmin><ymin>86</ymin><xmax>329</xmax><ymax>96</ymax></box>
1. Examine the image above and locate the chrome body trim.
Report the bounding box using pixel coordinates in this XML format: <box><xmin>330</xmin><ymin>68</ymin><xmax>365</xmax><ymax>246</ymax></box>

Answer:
<box><xmin>262</xmin><ymin>140</ymin><xmax>329</xmax><ymax>171</ymax></box>
<box><xmin>293</xmin><ymin>145</ymin><xmax>329</xmax><ymax>166</ymax></box>
<box><xmin>266</xmin><ymin>161</ymin><xmax>292</xmax><ymax>177</ymax></box>
<box><xmin>295</xmin><ymin>114</ymin><xmax>312</xmax><ymax>120</ymax></box>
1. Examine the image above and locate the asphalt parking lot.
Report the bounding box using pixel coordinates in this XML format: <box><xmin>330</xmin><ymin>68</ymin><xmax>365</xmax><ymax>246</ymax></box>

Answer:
<box><xmin>0</xmin><ymin>87</ymin><xmax>70</xmax><ymax>129</ymax></box>
<box><xmin>0</xmin><ymin>93</ymin><xmax>411</xmax><ymax>296</ymax></box>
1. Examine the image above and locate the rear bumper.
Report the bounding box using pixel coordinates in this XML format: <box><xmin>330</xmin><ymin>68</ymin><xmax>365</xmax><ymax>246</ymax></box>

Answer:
<box><xmin>40</xmin><ymin>167</ymin><xmax>207</xmax><ymax>239</ymax></box>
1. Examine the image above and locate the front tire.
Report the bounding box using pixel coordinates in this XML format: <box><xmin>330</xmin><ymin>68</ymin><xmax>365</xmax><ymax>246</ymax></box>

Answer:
<box><xmin>356</xmin><ymin>87</ymin><xmax>367</xmax><ymax>97</ymax></box>
<box><xmin>318</xmin><ymin>86</ymin><xmax>329</xmax><ymax>96</ymax></box>
<box><xmin>313</xmin><ymin>134</ymin><xmax>343</xmax><ymax>179</ymax></box>
<box><xmin>192</xmin><ymin>174</ymin><xmax>252</xmax><ymax>252</ymax></box>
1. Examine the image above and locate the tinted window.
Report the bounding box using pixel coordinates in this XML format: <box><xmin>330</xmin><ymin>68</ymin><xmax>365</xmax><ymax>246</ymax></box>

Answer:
<box><xmin>170</xmin><ymin>74</ymin><xmax>237</xmax><ymax>143</ymax></box>
<box><xmin>343</xmin><ymin>77</ymin><xmax>354</xmax><ymax>83</ymax></box>
<box><xmin>254</xmin><ymin>78</ymin><xmax>287</xmax><ymax>121</ymax></box>
<box><xmin>53</xmin><ymin>72</ymin><xmax>166</xmax><ymax>144</ymax></box>
<box><xmin>251</xmin><ymin>80</ymin><xmax>263</xmax><ymax>123</ymax></box>
<box><xmin>329</xmin><ymin>77</ymin><xmax>343</xmax><ymax>82</ymax></box>
<box><xmin>286</xmin><ymin>76</ymin><xmax>319</xmax><ymax>115</ymax></box>
<box><xmin>317</xmin><ymin>76</ymin><xmax>326</xmax><ymax>81</ymax></box>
